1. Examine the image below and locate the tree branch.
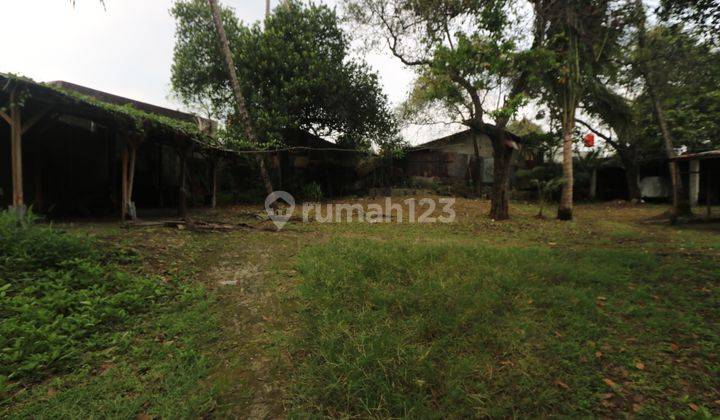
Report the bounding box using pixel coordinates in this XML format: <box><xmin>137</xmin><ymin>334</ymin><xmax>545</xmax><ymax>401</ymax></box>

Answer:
<box><xmin>575</xmin><ymin>118</ymin><xmax>621</xmax><ymax>150</ymax></box>
<box><xmin>449</xmin><ymin>72</ymin><xmax>483</xmax><ymax>122</ymax></box>
<box><xmin>379</xmin><ymin>10</ymin><xmax>432</xmax><ymax>66</ymax></box>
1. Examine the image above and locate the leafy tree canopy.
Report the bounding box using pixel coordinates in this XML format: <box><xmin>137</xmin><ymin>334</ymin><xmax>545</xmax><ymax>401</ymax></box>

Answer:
<box><xmin>171</xmin><ymin>0</ymin><xmax>399</xmax><ymax>151</ymax></box>
<box><xmin>660</xmin><ymin>0</ymin><xmax>720</xmax><ymax>38</ymax></box>
<box><xmin>631</xmin><ymin>25</ymin><xmax>720</xmax><ymax>152</ymax></box>
<box><xmin>349</xmin><ymin>0</ymin><xmax>551</xmax><ymax>130</ymax></box>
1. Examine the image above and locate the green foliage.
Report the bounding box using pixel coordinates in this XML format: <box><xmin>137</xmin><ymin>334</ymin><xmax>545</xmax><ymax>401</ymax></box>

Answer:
<box><xmin>510</xmin><ymin>118</ymin><xmax>560</xmax><ymax>163</ymax></box>
<box><xmin>632</xmin><ymin>26</ymin><xmax>720</xmax><ymax>152</ymax></box>
<box><xmin>536</xmin><ymin>0</ymin><xmax>627</xmax><ymax>128</ymax></box>
<box><xmin>301</xmin><ymin>182</ymin><xmax>323</xmax><ymax>203</ymax></box>
<box><xmin>378</xmin><ymin>0</ymin><xmax>545</xmax><ymax>128</ymax></box>
<box><xmin>0</xmin><ymin>213</ymin><xmax>163</xmax><ymax>385</ymax></box>
<box><xmin>171</xmin><ymin>0</ymin><xmax>399</xmax><ymax>151</ymax></box>
<box><xmin>517</xmin><ymin>166</ymin><xmax>564</xmax><ymax>216</ymax></box>
<box><xmin>0</xmin><ymin>74</ymin><xmax>218</xmax><ymax>149</ymax></box>
<box><xmin>660</xmin><ymin>0</ymin><xmax>720</xmax><ymax>37</ymax></box>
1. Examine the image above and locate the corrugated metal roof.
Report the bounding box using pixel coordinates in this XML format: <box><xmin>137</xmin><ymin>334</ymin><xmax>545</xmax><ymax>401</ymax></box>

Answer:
<box><xmin>410</xmin><ymin>125</ymin><xmax>523</xmax><ymax>151</ymax></box>
<box><xmin>670</xmin><ymin>150</ymin><xmax>720</xmax><ymax>161</ymax></box>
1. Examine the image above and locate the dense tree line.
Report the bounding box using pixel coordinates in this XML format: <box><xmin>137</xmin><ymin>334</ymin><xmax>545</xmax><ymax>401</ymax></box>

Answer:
<box><xmin>177</xmin><ymin>0</ymin><xmax>718</xmax><ymax>220</ymax></box>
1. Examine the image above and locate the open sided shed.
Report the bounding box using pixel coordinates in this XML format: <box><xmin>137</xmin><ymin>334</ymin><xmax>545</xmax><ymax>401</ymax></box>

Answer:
<box><xmin>0</xmin><ymin>74</ymin><xmax>230</xmax><ymax>220</ymax></box>
<box><xmin>671</xmin><ymin>149</ymin><xmax>720</xmax><ymax>215</ymax></box>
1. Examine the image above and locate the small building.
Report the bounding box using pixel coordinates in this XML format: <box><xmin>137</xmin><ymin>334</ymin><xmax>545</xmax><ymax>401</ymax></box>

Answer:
<box><xmin>401</xmin><ymin>127</ymin><xmax>523</xmax><ymax>191</ymax></box>
<box><xmin>1</xmin><ymin>74</ymin><xmax>229</xmax><ymax>220</ymax></box>
<box><xmin>271</xmin><ymin>128</ymin><xmax>368</xmax><ymax>197</ymax></box>
<box><xmin>671</xmin><ymin>150</ymin><xmax>720</xmax><ymax>211</ymax></box>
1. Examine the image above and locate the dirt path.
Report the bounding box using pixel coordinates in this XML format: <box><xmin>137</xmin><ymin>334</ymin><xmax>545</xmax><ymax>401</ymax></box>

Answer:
<box><xmin>198</xmin><ymin>228</ymin><xmax>311</xmax><ymax>418</ymax></box>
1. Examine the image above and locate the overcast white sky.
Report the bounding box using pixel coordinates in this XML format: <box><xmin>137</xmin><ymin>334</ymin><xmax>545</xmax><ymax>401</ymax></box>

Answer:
<box><xmin>2</xmin><ymin>0</ymin><xmax>461</xmax><ymax>143</ymax></box>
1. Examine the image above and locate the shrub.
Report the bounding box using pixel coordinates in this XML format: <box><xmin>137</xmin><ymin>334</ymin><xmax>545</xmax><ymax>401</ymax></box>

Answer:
<box><xmin>302</xmin><ymin>182</ymin><xmax>323</xmax><ymax>202</ymax></box>
<box><xmin>0</xmin><ymin>212</ymin><xmax>165</xmax><ymax>385</ymax></box>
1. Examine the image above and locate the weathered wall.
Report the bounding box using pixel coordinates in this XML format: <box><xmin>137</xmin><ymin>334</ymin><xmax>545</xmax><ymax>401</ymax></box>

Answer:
<box><xmin>403</xmin><ymin>132</ymin><xmax>508</xmax><ymax>185</ymax></box>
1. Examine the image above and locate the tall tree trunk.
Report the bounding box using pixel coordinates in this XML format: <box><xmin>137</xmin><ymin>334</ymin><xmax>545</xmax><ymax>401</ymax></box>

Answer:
<box><xmin>489</xmin><ymin>137</ymin><xmax>513</xmax><ymax>220</ymax></box>
<box><xmin>618</xmin><ymin>149</ymin><xmax>642</xmax><ymax>202</ymax></box>
<box><xmin>648</xmin><ymin>86</ymin><xmax>690</xmax><ymax>217</ymax></box>
<box><xmin>625</xmin><ymin>161</ymin><xmax>642</xmax><ymax>202</ymax></box>
<box><xmin>634</xmin><ymin>0</ymin><xmax>689</xmax><ymax>220</ymax></box>
<box><xmin>207</xmin><ymin>0</ymin><xmax>274</xmax><ymax>196</ymax></box>
<box><xmin>557</xmin><ymin>110</ymin><xmax>575</xmax><ymax>220</ymax></box>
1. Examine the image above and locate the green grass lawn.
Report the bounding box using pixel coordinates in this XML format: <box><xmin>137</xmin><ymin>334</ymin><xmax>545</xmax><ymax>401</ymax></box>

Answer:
<box><xmin>2</xmin><ymin>199</ymin><xmax>718</xmax><ymax>418</ymax></box>
<box><xmin>293</xmin><ymin>239</ymin><xmax>718</xmax><ymax>417</ymax></box>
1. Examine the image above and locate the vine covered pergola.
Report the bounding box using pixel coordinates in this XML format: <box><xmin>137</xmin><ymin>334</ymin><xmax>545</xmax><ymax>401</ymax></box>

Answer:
<box><xmin>0</xmin><ymin>74</ymin><xmax>233</xmax><ymax>220</ymax></box>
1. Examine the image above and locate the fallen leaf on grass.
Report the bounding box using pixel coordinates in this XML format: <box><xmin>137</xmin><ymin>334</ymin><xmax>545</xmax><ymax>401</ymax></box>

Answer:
<box><xmin>635</xmin><ymin>361</ymin><xmax>645</xmax><ymax>370</ymax></box>
<box><xmin>599</xmin><ymin>393</ymin><xmax>613</xmax><ymax>400</ymax></box>
<box><xmin>688</xmin><ymin>403</ymin><xmax>699</xmax><ymax>411</ymax></box>
<box><xmin>595</xmin><ymin>351</ymin><xmax>603</xmax><ymax>358</ymax></box>
<box><xmin>601</xmin><ymin>399</ymin><xmax>615</xmax><ymax>408</ymax></box>
<box><xmin>554</xmin><ymin>379</ymin><xmax>570</xmax><ymax>390</ymax></box>
<box><xmin>603</xmin><ymin>378</ymin><xmax>619</xmax><ymax>389</ymax></box>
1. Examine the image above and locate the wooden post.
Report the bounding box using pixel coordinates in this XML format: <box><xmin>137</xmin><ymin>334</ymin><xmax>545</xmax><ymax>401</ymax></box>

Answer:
<box><xmin>121</xmin><ymin>144</ymin><xmax>128</xmax><ymax>221</ymax></box>
<box><xmin>211</xmin><ymin>159</ymin><xmax>218</xmax><ymax>209</ymax></box>
<box><xmin>127</xmin><ymin>142</ymin><xmax>137</xmax><ymax>221</ymax></box>
<box><xmin>119</xmin><ymin>131</ymin><xmax>141</xmax><ymax>222</ymax></box>
<box><xmin>158</xmin><ymin>144</ymin><xmax>164</xmax><ymax>208</ymax></box>
<box><xmin>178</xmin><ymin>147</ymin><xmax>188</xmax><ymax>219</ymax></box>
<box><xmin>707</xmin><ymin>168</ymin><xmax>712</xmax><ymax>219</ymax></box>
<box><xmin>689</xmin><ymin>159</ymin><xmax>700</xmax><ymax>206</ymax></box>
<box><xmin>34</xmin><ymin>163</ymin><xmax>43</xmax><ymax>212</ymax></box>
<box><xmin>9</xmin><ymin>90</ymin><xmax>25</xmax><ymax>215</ymax></box>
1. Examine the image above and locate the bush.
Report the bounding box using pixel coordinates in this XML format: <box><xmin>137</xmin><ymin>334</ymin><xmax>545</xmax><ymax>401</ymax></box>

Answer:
<box><xmin>302</xmin><ymin>182</ymin><xmax>323</xmax><ymax>202</ymax></box>
<box><xmin>0</xmin><ymin>212</ymin><xmax>165</xmax><ymax>385</ymax></box>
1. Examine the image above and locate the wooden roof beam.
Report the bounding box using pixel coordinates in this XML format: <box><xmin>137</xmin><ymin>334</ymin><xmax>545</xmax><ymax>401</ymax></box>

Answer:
<box><xmin>21</xmin><ymin>105</ymin><xmax>53</xmax><ymax>135</ymax></box>
<box><xmin>0</xmin><ymin>110</ymin><xmax>10</xmax><ymax>125</ymax></box>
